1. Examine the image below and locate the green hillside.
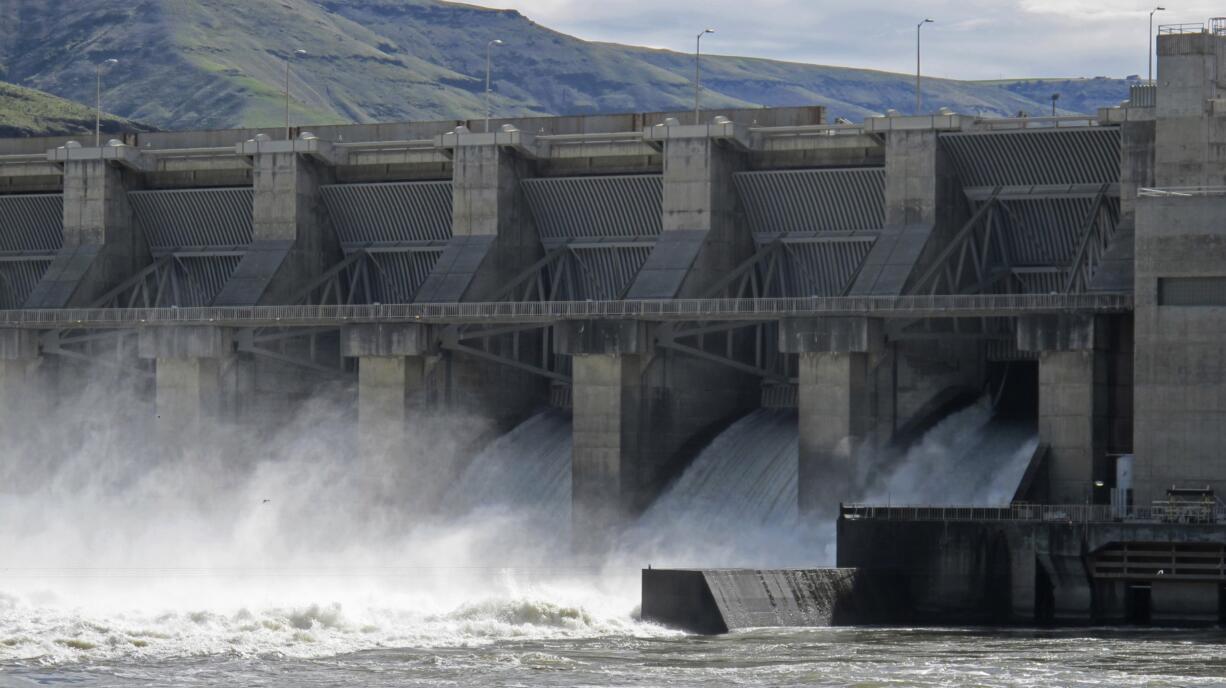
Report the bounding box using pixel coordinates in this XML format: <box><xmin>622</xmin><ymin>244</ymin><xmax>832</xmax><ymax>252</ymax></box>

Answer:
<box><xmin>0</xmin><ymin>0</ymin><xmax>1133</xmax><ymax>133</ymax></box>
<box><xmin>0</xmin><ymin>81</ymin><xmax>147</xmax><ymax>137</ymax></box>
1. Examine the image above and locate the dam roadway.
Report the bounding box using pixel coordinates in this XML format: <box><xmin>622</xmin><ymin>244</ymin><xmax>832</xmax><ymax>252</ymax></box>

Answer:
<box><xmin>0</xmin><ymin>293</ymin><xmax>1131</xmax><ymax>329</ymax></box>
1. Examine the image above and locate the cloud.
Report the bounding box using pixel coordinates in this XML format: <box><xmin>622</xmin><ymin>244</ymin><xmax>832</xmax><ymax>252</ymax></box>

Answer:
<box><xmin>472</xmin><ymin>0</ymin><xmax>1223</xmax><ymax>79</ymax></box>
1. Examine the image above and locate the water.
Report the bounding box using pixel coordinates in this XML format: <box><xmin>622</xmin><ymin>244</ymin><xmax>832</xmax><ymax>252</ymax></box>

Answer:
<box><xmin>4</xmin><ymin>627</ymin><xmax>1226</xmax><ymax>686</ymax></box>
<box><xmin>860</xmin><ymin>401</ymin><xmax>1039</xmax><ymax>506</ymax></box>
<box><xmin>0</xmin><ymin>390</ymin><xmax>1102</xmax><ymax>686</ymax></box>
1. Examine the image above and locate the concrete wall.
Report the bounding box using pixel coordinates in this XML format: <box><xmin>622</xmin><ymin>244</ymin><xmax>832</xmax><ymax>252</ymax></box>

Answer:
<box><xmin>839</xmin><ymin>516</ymin><xmax>1226</xmax><ymax>625</ymax></box>
<box><xmin>1134</xmin><ymin>195</ymin><xmax>1226</xmax><ymax>501</ymax></box>
<box><xmin>1154</xmin><ymin>32</ymin><xmax>1226</xmax><ymax>187</ymax></box>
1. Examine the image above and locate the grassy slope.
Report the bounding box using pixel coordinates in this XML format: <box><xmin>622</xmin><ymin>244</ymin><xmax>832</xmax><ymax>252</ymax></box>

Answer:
<box><xmin>0</xmin><ymin>81</ymin><xmax>145</xmax><ymax>137</ymax></box>
<box><xmin>0</xmin><ymin>0</ymin><xmax>1132</xmax><ymax>132</ymax></box>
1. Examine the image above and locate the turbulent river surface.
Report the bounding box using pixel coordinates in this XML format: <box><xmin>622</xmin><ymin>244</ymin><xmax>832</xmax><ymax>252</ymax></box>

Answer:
<box><xmin>3</xmin><ymin>609</ymin><xmax>1226</xmax><ymax>687</ymax></box>
<box><xmin>1</xmin><ymin>399</ymin><xmax>1143</xmax><ymax>687</ymax></box>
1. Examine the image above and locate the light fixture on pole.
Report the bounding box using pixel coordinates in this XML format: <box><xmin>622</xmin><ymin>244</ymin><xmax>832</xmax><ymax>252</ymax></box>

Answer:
<box><xmin>916</xmin><ymin>19</ymin><xmax>934</xmax><ymax>115</ymax></box>
<box><xmin>1149</xmin><ymin>6</ymin><xmax>1165</xmax><ymax>82</ymax></box>
<box><xmin>1050</xmin><ymin>93</ymin><xmax>1060</xmax><ymax>116</ymax></box>
<box><xmin>486</xmin><ymin>39</ymin><xmax>504</xmax><ymax>133</ymax></box>
<box><xmin>95</xmin><ymin>58</ymin><xmax>118</xmax><ymax>148</ymax></box>
<box><xmin>695</xmin><ymin>28</ymin><xmax>715</xmax><ymax>125</ymax></box>
<box><xmin>285</xmin><ymin>49</ymin><xmax>307</xmax><ymax>140</ymax></box>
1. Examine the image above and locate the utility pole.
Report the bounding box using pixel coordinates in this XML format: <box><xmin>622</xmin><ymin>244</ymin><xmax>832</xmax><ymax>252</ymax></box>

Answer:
<box><xmin>916</xmin><ymin>19</ymin><xmax>934</xmax><ymax>115</ymax></box>
<box><xmin>95</xmin><ymin>59</ymin><xmax>118</xmax><ymax>147</ymax></box>
<box><xmin>695</xmin><ymin>28</ymin><xmax>715</xmax><ymax>125</ymax></box>
<box><xmin>486</xmin><ymin>39</ymin><xmax>503</xmax><ymax>133</ymax></box>
<box><xmin>285</xmin><ymin>49</ymin><xmax>306</xmax><ymax>140</ymax></box>
<box><xmin>1149</xmin><ymin>6</ymin><xmax>1166</xmax><ymax>82</ymax></box>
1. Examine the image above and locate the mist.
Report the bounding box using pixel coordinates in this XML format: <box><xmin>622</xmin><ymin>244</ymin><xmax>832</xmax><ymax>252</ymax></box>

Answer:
<box><xmin>0</xmin><ymin>359</ymin><xmax>1034</xmax><ymax>664</ymax></box>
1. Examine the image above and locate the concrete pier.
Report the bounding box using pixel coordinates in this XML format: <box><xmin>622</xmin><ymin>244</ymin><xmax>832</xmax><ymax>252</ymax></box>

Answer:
<box><xmin>563</xmin><ymin>121</ymin><xmax>759</xmax><ymax>542</ymax></box>
<box><xmin>28</xmin><ymin>149</ymin><xmax>149</xmax><ymax>307</ymax></box>
<box><xmin>215</xmin><ymin>138</ymin><xmax>340</xmax><ymax>306</ymax></box>
<box><xmin>340</xmin><ymin>323</ymin><xmax>435</xmax><ymax>460</ymax></box>
<box><xmin>1018</xmin><ymin>314</ymin><xmax>1108</xmax><ymax>503</ymax></box>
<box><xmin>138</xmin><ymin>326</ymin><xmax>232</xmax><ymax>443</ymax></box>
<box><xmin>781</xmin><ymin>317</ymin><xmax>883</xmax><ymax>514</ymax></box>
<box><xmin>558</xmin><ymin>320</ymin><xmax>650</xmax><ymax>541</ymax></box>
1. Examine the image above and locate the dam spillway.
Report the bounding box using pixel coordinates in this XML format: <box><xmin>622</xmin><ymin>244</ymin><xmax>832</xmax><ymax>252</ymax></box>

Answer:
<box><xmin>3</xmin><ymin>26</ymin><xmax>1226</xmax><ymax>629</ymax></box>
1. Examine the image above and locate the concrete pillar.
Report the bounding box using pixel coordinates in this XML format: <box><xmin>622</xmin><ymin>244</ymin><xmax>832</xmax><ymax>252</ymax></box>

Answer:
<box><xmin>781</xmin><ymin>317</ymin><xmax>884</xmax><ymax>515</ymax></box>
<box><xmin>416</xmin><ymin>134</ymin><xmax>541</xmax><ymax>303</ymax></box>
<box><xmin>340</xmin><ymin>323</ymin><xmax>435</xmax><ymax>459</ymax></box>
<box><xmin>628</xmin><ymin>123</ymin><xmax>752</xmax><ymax>299</ymax></box>
<box><xmin>357</xmin><ymin>355</ymin><xmax>426</xmax><ymax>454</ymax></box>
<box><xmin>27</xmin><ymin>156</ymin><xmax>149</xmax><ymax>307</ymax></box>
<box><xmin>852</xmin><ymin>127</ymin><xmax>960</xmax><ymax>295</ymax></box>
<box><xmin>214</xmin><ymin>143</ymin><xmax>340</xmax><ymax>306</ymax></box>
<box><xmin>556</xmin><ymin>320</ymin><xmax>653</xmax><ymax>547</ymax></box>
<box><xmin>0</xmin><ymin>330</ymin><xmax>42</xmax><ymax>437</ymax></box>
<box><xmin>138</xmin><ymin>327</ymin><xmax>232</xmax><ymax>443</ymax></box>
<box><xmin>570</xmin><ymin>350</ymin><xmax>643</xmax><ymax>541</ymax></box>
<box><xmin>410</xmin><ymin>132</ymin><xmax>547</xmax><ymax>426</ymax></box>
<box><xmin>1018</xmin><ymin>314</ymin><xmax>1107</xmax><ymax>504</ymax></box>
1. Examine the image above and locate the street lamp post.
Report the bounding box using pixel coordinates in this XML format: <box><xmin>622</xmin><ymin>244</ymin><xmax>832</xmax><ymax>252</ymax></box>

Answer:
<box><xmin>695</xmin><ymin>28</ymin><xmax>715</xmax><ymax>125</ymax></box>
<box><xmin>486</xmin><ymin>39</ymin><xmax>503</xmax><ymax>133</ymax></box>
<box><xmin>1149</xmin><ymin>6</ymin><xmax>1166</xmax><ymax>82</ymax></box>
<box><xmin>916</xmin><ymin>19</ymin><xmax>934</xmax><ymax>115</ymax></box>
<box><xmin>95</xmin><ymin>58</ymin><xmax>118</xmax><ymax>148</ymax></box>
<box><xmin>285</xmin><ymin>49</ymin><xmax>306</xmax><ymax>140</ymax></box>
<box><xmin>1050</xmin><ymin>93</ymin><xmax>1060</xmax><ymax>116</ymax></box>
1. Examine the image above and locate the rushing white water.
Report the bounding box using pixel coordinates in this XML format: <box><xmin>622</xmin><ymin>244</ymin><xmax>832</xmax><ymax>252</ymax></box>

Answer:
<box><xmin>616</xmin><ymin>401</ymin><xmax>1038</xmax><ymax>567</ymax></box>
<box><xmin>1</xmin><ymin>368</ymin><xmax>1038</xmax><ymax>673</ymax></box>
<box><xmin>442</xmin><ymin>408</ymin><xmax>572</xmax><ymax>525</ymax></box>
<box><xmin>0</xmin><ymin>380</ymin><xmax>653</xmax><ymax>667</ymax></box>
<box><xmin>617</xmin><ymin>410</ymin><xmax>824</xmax><ymax>567</ymax></box>
<box><xmin>860</xmin><ymin>401</ymin><xmax>1039</xmax><ymax>506</ymax></box>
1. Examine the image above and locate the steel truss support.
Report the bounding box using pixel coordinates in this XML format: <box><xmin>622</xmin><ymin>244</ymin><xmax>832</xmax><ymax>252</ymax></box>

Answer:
<box><xmin>1063</xmin><ymin>183</ymin><xmax>1116</xmax><ymax>294</ymax></box>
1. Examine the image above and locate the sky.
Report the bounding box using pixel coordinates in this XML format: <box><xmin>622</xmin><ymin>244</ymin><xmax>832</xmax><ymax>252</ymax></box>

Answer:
<box><xmin>471</xmin><ymin>1</ymin><xmax>1221</xmax><ymax>80</ymax></box>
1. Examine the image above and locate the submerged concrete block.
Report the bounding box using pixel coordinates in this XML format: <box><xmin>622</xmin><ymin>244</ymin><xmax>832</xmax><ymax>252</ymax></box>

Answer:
<box><xmin>641</xmin><ymin>568</ymin><xmax>905</xmax><ymax>634</ymax></box>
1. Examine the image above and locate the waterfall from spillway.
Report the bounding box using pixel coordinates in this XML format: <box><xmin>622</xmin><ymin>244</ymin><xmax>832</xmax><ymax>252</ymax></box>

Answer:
<box><xmin>439</xmin><ymin>401</ymin><xmax>1036</xmax><ymax>568</ymax></box>
<box><xmin>858</xmin><ymin>402</ymin><xmax>1039</xmax><ymax>507</ymax></box>
<box><xmin>616</xmin><ymin>409</ymin><xmax>817</xmax><ymax>568</ymax></box>
<box><xmin>441</xmin><ymin>408</ymin><xmax>573</xmax><ymax>524</ymax></box>
<box><xmin>615</xmin><ymin>401</ymin><xmax>1038</xmax><ymax>567</ymax></box>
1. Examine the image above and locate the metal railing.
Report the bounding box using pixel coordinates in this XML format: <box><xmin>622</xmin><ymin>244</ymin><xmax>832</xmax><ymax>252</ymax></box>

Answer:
<box><xmin>1138</xmin><ymin>186</ymin><xmax>1226</xmax><ymax>197</ymax></box>
<box><xmin>1159</xmin><ymin>22</ymin><xmax>1206</xmax><ymax>35</ymax></box>
<box><xmin>841</xmin><ymin>502</ymin><xmax>1226</xmax><ymax>524</ymax></box>
<box><xmin>970</xmin><ymin>115</ymin><xmax>1101</xmax><ymax>131</ymax></box>
<box><xmin>0</xmin><ymin>293</ymin><xmax>1133</xmax><ymax>330</ymax></box>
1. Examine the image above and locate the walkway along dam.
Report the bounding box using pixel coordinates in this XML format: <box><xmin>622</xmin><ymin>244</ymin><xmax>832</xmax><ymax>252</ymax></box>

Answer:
<box><xmin>3</xmin><ymin>25</ymin><xmax>1226</xmax><ymax>628</ymax></box>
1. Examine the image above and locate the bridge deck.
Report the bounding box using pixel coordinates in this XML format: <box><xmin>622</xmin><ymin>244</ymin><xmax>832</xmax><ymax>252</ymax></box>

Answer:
<box><xmin>0</xmin><ymin>293</ymin><xmax>1131</xmax><ymax>330</ymax></box>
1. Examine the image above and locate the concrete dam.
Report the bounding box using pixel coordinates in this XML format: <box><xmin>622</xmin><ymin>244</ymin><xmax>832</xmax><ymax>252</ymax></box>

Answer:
<box><xmin>3</xmin><ymin>26</ymin><xmax>1226</xmax><ymax>630</ymax></box>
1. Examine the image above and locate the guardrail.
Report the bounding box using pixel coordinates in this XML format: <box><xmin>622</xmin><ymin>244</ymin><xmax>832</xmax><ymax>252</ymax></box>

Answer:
<box><xmin>970</xmin><ymin>115</ymin><xmax>1102</xmax><ymax>130</ymax></box>
<box><xmin>1158</xmin><ymin>22</ymin><xmax>1206</xmax><ymax>35</ymax></box>
<box><xmin>841</xmin><ymin>502</ymin><xmax>1225</xmax><ymax>524</ymax></box>
<box><xmin>1139</xmin><ymin>186</ymin><xmax>1226</xmax><ymax>197</ymax></box>
<box><xmin>0</xmin><ymin>293</ymin><xmax>1133</xmax><ymax>330</ymax></box>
